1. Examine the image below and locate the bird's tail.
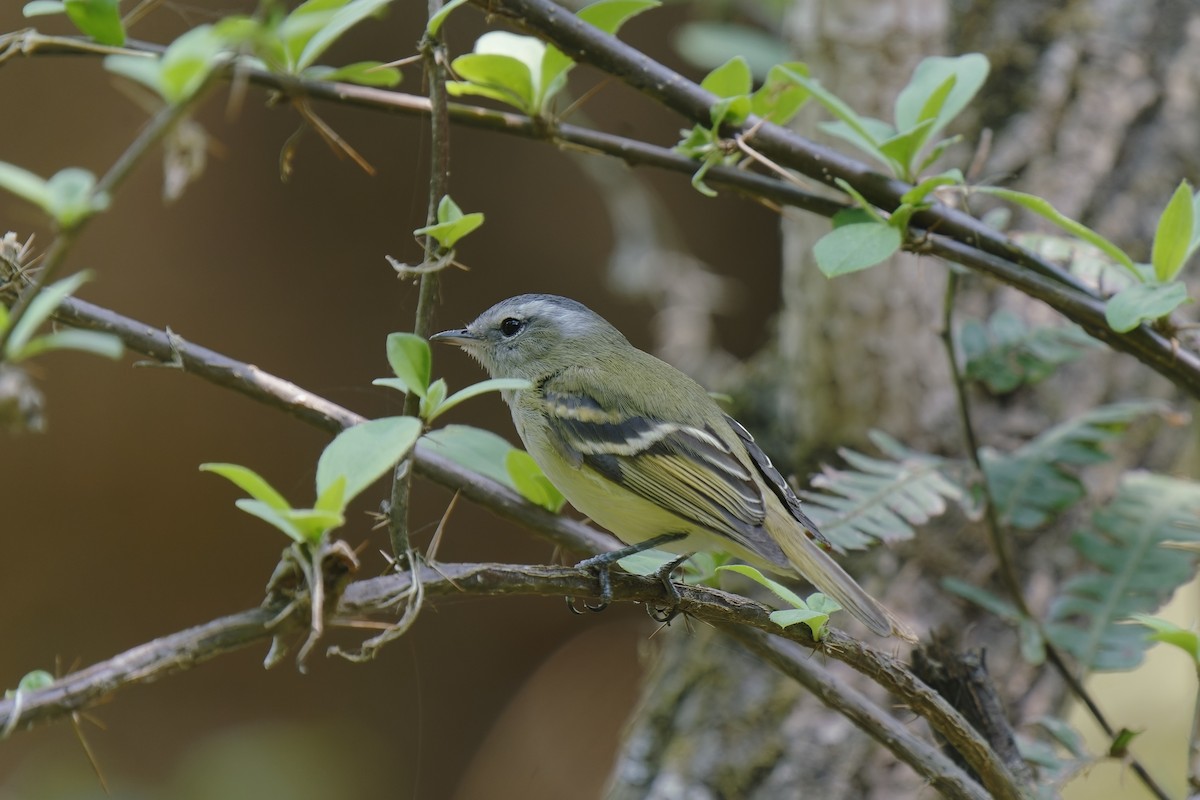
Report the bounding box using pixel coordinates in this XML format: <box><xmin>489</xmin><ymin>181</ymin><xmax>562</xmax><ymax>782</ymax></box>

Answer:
<box><xmin>774</xmin><ymin>523</ymin><xmax>915</xmax><ymax>641</ymax></box>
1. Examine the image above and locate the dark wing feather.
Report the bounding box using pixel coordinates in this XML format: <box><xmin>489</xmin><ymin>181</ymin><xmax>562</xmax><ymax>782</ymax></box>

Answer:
<box><xmin>541</xmin><ymin>389</ymin><xmax>768</xmax><ymax>546</ymax></box>
<box><xmin>725</xmin><ymin>415</ymin><xmax>832</xmax><ymax>550</ymax></box>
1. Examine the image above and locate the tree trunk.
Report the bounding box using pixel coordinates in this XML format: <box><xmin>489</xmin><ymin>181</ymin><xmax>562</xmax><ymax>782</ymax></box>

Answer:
<box><xmin>605</xmin><ymin>0</ymin><xmax>1200</xmax><ymax>796</ymax></box>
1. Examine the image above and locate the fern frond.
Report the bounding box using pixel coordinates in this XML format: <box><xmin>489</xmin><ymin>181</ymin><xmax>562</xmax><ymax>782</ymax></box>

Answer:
<box><xmin>801</xmin><ymin>431</ymin><xmax>965</xmax><ymax>550</ymax></box>
<box><xmin>960</xmin><ymin>310</ymin><xmax>1098</xmax><ymax>394</ymax></box>
<box><xmin>1046</xmin><ymin>471</ymin><xmax>1200</xmax><ymax>672</ymax></box>
<box><xmin>981</xmin><ymin>401</ymin><xmax>1166</xmax><ymax>530</ymax></box>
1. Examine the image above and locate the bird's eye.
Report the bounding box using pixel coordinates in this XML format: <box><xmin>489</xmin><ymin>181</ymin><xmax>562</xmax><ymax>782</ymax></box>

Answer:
<box><xmin>499</xmin><ymin>317</ymin><xmax>524</xmax><ymax>337</ymax></box>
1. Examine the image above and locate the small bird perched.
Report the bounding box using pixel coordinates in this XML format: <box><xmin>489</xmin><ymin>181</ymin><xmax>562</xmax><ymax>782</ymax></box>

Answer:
<box><xmin>431</xmin><ymin>294</ymin><xmax>910</xmax><ymax>639</ymax></box>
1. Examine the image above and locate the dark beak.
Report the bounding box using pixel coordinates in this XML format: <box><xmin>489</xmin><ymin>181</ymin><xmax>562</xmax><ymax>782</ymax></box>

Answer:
<box><xmin>429</xmin><ymin>328</ymin><xmax>478</xmax><ymax>346</ymax></box>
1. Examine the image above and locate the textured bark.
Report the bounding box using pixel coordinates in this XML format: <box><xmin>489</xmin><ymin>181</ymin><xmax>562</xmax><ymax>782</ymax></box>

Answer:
<box><xmin>606</xmin><ymin>0</ymin><xmax>1200</xmax><ymax>797</ymax></box>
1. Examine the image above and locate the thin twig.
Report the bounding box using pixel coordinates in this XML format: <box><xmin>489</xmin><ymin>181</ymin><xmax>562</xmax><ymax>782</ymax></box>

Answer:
<box><xmin>939</xmin><ymin>272</ymin><xmax>1172</xmax><ymax>800</ymax></box>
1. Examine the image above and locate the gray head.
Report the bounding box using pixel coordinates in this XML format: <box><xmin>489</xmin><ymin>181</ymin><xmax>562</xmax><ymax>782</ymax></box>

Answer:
<box><xmin>430</xmin><ymin>294</ymin><xmax>630</xmax><ymax>380</ymax></box>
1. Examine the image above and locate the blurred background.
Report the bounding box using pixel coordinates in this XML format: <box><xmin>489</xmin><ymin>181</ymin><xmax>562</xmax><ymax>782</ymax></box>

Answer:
<box><xmin>0</xmin><ymin>2</ymin><xmax>783</xmax><ymax>798</ymax></box>
<box><xmin>3</xmin><ymin>0</ymin><xmax>1200</xmax><ymax>798</ymax></box>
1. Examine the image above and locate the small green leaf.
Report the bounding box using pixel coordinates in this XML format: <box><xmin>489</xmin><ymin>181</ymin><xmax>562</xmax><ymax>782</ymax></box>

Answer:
<box><xmin>749</xmin><ymin>62</ymin><xmax>810</xmax><ymax>125</ymax></box>
<box><xmin>17</xmin><ymin>669</ymin><xmax>56</xmax><ymax>692</ymax></box>
<box><xmin>617</xmin><ymin>548</ymin><xmax>678</xmax><ymax>576</ymax></box>
<box><xmin>1104</xmin><ymin>281</ymin><xmax>1189</xmax><ymax>332</ymax></box>
<box><xmin>894</xmin><ymin>54</ymin><xmax>988</xmax><ymax>141</ymax></box>
<box><xmin>235</xmin><ymin>498</ymin><xmax>306</xmax><ymax>543</ymax></box>
<box><xmin>104</xmin><ymin>53</ymin><xmax>164</xmax><ymax>95</ymax></box>
<box><xmin>701</xmin><ymin>56</ymin><xmax>752</xmax><ymax>99</ymax></box>
<box><xmin>46</xmin><ymin>167</ymin><xmax>107</xmax><ymax>228</ymax></box>
<box><xmin>978</xmin><ymin>187</ymin><xmax>1138</xmax><ymax>279</ymax></box>
<box><xmin>1131</xmin><ymin>613</ymin><xmax>1200</xmax><ymax>663</ymax></box>
<box><xmin>505</xmin><ymin>449</ymin><xmax>566</xmax><ymax>512</ymax></box>
<box><xmin>314</xmin><ymin>474</ymin><xmax>347</xmax><ymax>514</ymax></box>
<box><xmin>427</xmin><ymin>0</ymin><xmax>472</xmax><ymax>36</ymax></box>
<box><xmin>428</xmin><ymin>377</ymin><xmax>530</xmax><ymax>422</ymax></box>
<box><xmin>23</xmin><ymin>1</ymin><xmax>67</xmax><ymax>17</ymax></box>
<box><xmin>420</xmin><ymin>377</ymin><xmax>449</xmax><ymax>420</ymax></box>
<box><xmin>385</xmin><ymin>332</ymin><xmax>432</xmax><ymax>398</ymax></box>
<box><xmin>64</xmin><ymin>0</ymin><xmax>124</xmax><ymax>46</ymax></box>
<box><xmin>717</xmin><ymin>564</ymin><xmax>806</xmax><ymax>608</ymax></box>
<box><xmin>304</xmin><ymin>61</ymin><xmax>402</xmax><ymax>87</ymax></box>
<box><xmin>12</xmin><ymin>328</ymin><xmax>124</xmax><ymax>362</ymax></box>
<box><xmin>770</xmin><ymin>607</ymin><xmax>829</xmax><ymax>635</ymax></box>
<box><xmin>415</xmin><ymin>212</ymin><xmax>484</xmax><ymax>250</ymax></box>
<box><xmin>1108</xmin><ymin>728</ymin><xmax>1141</xmax><ymax>758</ymax></box>
<box><xmin>5</xmin><ymin>270</ymin><xmax>92</xmax><ymax>360</ymax></box>
<box><xmin>296</xmin><ymin>0</ymin><xmax>392</xmax><ymax>71</ymax></box>
<box><xmin>0</xmin><ymin>162</ymin><xmax>52</xmax><ymax>213</ymax></box>
<box><xmin>1151</xmin><ymin>180</ymin><xmax>1194</xmax><ymax>281</ymax></box>
<box><xmin>316</xmin><ymin>416</ymin><xmax>422</xmax><ymax>504</ymax></box>
<box><xmin>813</xmin><ymin>222</ymin><xmax>902</xmax><ymax>277</ymax></box>
<box><xmin>200</xmin><ymin>462</ymin><xmax>292</xmax><ymax>511</ymax></box>
<box><xmin>281</xmin><ymin>506</ymin><xmax>345</xmax><ymax>542</ymax></box>
<box><xmin>449</xmin><ymin>32</ymin><xmax>545</xmax><ymax>113</ymax></box>
<box><xmin>576</xmin><ymin>0</ymin><xmax>658</xmax><ymax>35</ymax></box>
<box><xmin>900</xmin><ymin>168</ymin><xmax>963</xmax><ymax>205</ymax></box>
<box><xmin>278</xmin><ymin>0</ymin><xmax>348</xmax><ymax>69</ymax></box>
<box><xmin>420</xmin><ymin>424</ymin><xmax>518</xmax><ymax>488</ymax></box>
<box><xmin>159</xmin><ymin>24</ymin><xmax>228</xmax><ymax>104</ymax></box>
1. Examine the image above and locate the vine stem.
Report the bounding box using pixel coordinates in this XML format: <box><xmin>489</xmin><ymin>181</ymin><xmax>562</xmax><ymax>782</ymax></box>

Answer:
<box><xmin>388</xmin><ymin>6</ymin><xmax>453</xmax><ymax>563</ymax></box>
<box><xmin>939</xmin><ymin>271</ymin><xmax>1172</xmax><ymax>800</ymax></box>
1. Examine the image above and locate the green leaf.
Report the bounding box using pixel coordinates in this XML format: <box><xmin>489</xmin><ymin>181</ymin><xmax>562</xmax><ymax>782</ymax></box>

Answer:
<box><xmin>159</xmin><ymin>24</ymin><xmax>228</xmax><ymax>104</ymax></box>
<box><xmin>384</xmin><ymin>332</ymin><xmax>431</xmax><ymax>398</ymax></box>
<box><xmin>304</xmin><ymin>60</ymin><xmax>402</xmax><ymax>87</ymax></box>
<box><xmin>1151</xmin><ymin>180</ymin><xmax>1194</xmax><ymax>281</ymax></box>
<box><xmin>575</xmin><ymin>0</ymin><xmax>658</xmax><ymax>35</ymax></box>
<box><xmin>1047</xmin><ymin>471</ymin><xmax>1200</xmax><ymax>672</ymax></box>
<box><xmin>877</xmin><ymin>118</ymin><xmax>936</xmax><ymax>180</ymax></box>
<box><xmin>200</xmin><ymin>462</ymin><xmax>292</xmax><ymax>511</ymax></box>
<box><xmin>316</xmin><ymin>416</ymin><xmax>423</xmax><ymax>504</ymax></box>
<box><xmin>813</xmin><ymin>222</ymin><xmax>902</xmax><ymax>277</ymax></box>
<box><xmin>278</xmin><ymin>0</ymin><xmax>348</xmax><ymax>69</ymax></box>
<box><xmin>429</xmin><ymin>377</ymin><xmax>531</xmax><ymax>422</ymax></box>
<box><xmin>674</xmin><ymin>22</ymin><xmax>791</xmax><ymax>79</ymax></box>
<box><xmin>281</xmin><ymin>506</ymin><xmax>345</xmax><ymax>542</ymax></box>
<box><xmin>1130</xmin><ymin>614</ymin><xmax>1200</xmax><ymax>664</ymax></box>
<box><xmin>5</xmin><ymin>270</ymin><xmax>92</xmax><ymax>360</ymax></box>
<box><xmin>0</xmin><ymin>162</ymin><xmax>52</xmax><ymax>213</ymax></box>
<box><xmin>23</xmin><ymin>1</ymin><xmax>67</xmax><ymax>17</ymax></box>
<box><xmin>64</xmin><ymin>0</ymin><xmax>125</xmax><ymax>46</ymax></box>
<box><xmin>419</xmin><ymin>377</ymin><xmax>449</xmax><ymax>420</ymax></box>
<box><xmin>314</xmin><ymin>474</ymin><xmax>347</xmax><ymax>514</ymax></box>
<box><xmin>413</xmin><ymin>195</ymin><xmax>485</xmax><ymax>249</ymax></box>
<box><xmin>505</xmin><ymin>449</ymin><xmax>565</xmax><ymax>512</ymax></box>
<box><xmin>420</xmin><ymin>424</ymin><xmax>519</xmax><ymax>489</ymax></box>
<box><xmin>16</xmin><ymin>669</ymin><xmax>56</xmax><ymax>692</ymax></box>
<box><xmin>800</xmin><ymin>430</ymin><xmax>964</xmax><ymax>550</ymax></box>
<box><xmin>104</xmin><ymin>53</ymin><xmax>164</xmax><ymax>95</ymax></box>
<box><xmin>449</xmin><ymin>32</ymin><xmax>544</xmax><ymax>114</ymax></box>
<box><xmin>12</xmin><ymin>328</ymin><xmax>124</xmax><ymax>362</ymax></box>
<box><xmin>977</xmin><ymin>187</ymin><xmax>1138</xmax><ymax>279</ymax></box>
<box><xmin>46</xmin><ymin>167</ymin><xmax>108</xmax><ymax>228</ymax></box>
<box><xmin>296</xmin><ymin>0</ymin><xmax>392</xmax><ymax>71</ymax></box>
<box><xmin>749</xmin><ymin>62</ymin><xmax>810</xmax><ymax>125</ymax></box>
<box><xmin>718</xmin><ymin>564</ymin><xmax>806</xmax><ymax>608</ymax></box>
<box><xmin>701</xmin><ymin>56</ymin><xmax>752</xmax><ymax>99</ymax></box>
<box><xmin>427</xmin><ymin>0</ymin><xmax>472</xmax><ymax>36</ymax></box>
<box><xmin>235</xmin><ymin>498</ymin><xmax>306</xmax><ymax>543</ymax></box>
<box><xmin>894</xmin><ymin>54</ymin><xmax>988</xmax><ymax>142</ymax></box>
<box><xmin>770</xmin><ymin>607</ymin><xmax>830</xmax><ymax>638</ymax></box>
<box><xmin>982</xmin><ymin>401</ymin><xmax>1166</xmax><ymax>530</ymax></box>
<box><xmin>617</xmin><ymin>548</ymin><xmax>678</xmax><ymax>576</ymax></box>
<box><xmin>1104</xmin><ymin>281</ymin><xmax>1189</xmax><ymax>333</ymax></box>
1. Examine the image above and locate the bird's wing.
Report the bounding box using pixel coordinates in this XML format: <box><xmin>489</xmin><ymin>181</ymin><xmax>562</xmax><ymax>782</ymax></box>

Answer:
<box><xmin>724</xmin><ymin>415</ymin><xmax>832</xmax><ymax>550</ymax></box>
<box><xmin>540</xmin><ymin>387</ymin><xmax>771</xmax><ymax>550</ymax></box>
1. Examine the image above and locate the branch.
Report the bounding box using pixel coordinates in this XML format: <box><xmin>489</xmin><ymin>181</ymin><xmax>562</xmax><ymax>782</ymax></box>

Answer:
<box><xmin>0</xmin><ymin>561</ymin><xmax>1022</xmax><ymax>800</ymax></box>
<box><xmin>29</xmin><ymin>293</ymin><xmax>618</xmax><ymax>557</ymax></box>
<box><xmin>17</xmin><ymin>35</ymin><xmax>1200</xmax><ymax>395</ymax></box>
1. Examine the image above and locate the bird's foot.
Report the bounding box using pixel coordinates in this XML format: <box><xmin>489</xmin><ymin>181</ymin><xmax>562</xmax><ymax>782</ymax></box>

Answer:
<box><xmin>565</xmin><ymin>532</ymin><xmax>687</xmax><ymax>614</ymax></box>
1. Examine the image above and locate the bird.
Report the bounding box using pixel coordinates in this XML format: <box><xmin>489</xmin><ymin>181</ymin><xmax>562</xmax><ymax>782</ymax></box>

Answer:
<box><xmin>431</xmin><ymin>293</ymin><xmax>911</xmax><ymax>639</ymax></box>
